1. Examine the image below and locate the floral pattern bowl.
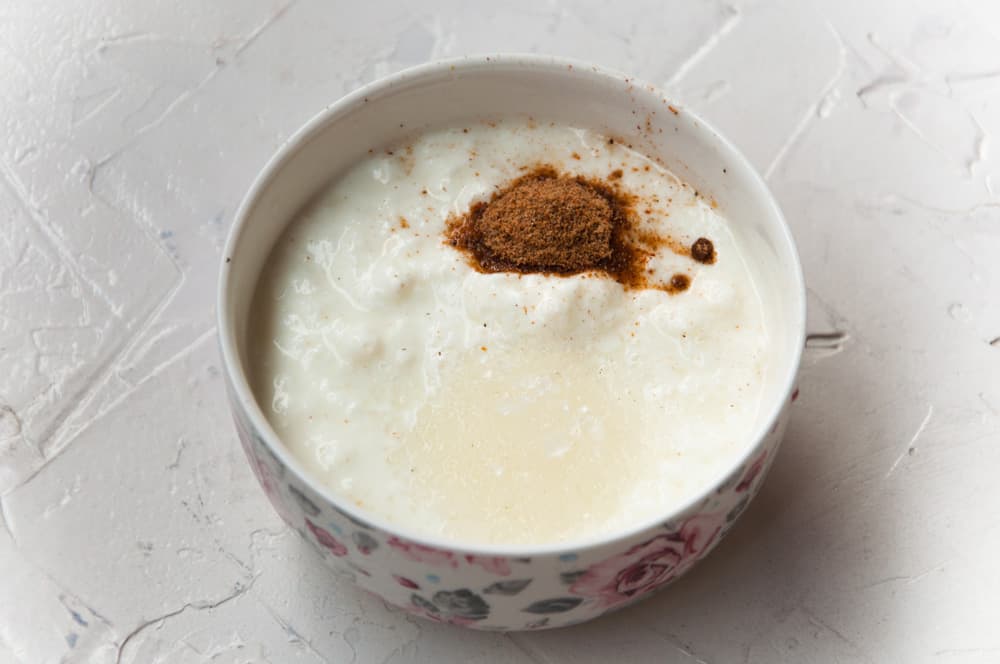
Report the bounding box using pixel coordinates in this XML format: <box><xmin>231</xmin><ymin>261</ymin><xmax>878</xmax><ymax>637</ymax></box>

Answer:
<box><xmin>218</xmin><ymin>55</ymin><xmax>806</xmax><ymax>631</ymax></box>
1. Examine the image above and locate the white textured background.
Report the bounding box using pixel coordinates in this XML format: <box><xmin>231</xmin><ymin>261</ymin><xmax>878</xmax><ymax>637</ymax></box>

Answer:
<box><xmin>2</xmin><ymin>1</ymin><xmax>999</xmax><ymax>662</ymax></box>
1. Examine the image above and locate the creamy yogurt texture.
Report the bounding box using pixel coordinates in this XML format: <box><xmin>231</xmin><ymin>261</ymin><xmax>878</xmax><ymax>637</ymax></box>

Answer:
<box><xmin>250</xmin><ymin>119</ymin><xmax>771</xmax><ymax>546</ymax></box>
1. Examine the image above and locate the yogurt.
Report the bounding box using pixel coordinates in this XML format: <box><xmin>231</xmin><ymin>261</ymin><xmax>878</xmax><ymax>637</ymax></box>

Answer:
<box><xmin>249</xmin><ymin>119</ymin><xmax>771</xmax><ymax>546</ymax></box>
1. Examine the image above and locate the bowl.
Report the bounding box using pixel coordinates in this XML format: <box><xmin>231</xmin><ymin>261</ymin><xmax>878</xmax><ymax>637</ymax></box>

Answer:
<box><xmin>217</xmin><ymin>54</ymin><xmax>805</xmax><ymax>630</ymax></box>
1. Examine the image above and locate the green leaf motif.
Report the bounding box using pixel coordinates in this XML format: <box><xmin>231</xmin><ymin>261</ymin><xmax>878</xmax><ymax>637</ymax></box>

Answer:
<box><xmin>522</xmin><ymin>597</ymin><xmax>584</xmax><ymax>614</ymax></box>
<box><xmin>483</xmin><ymin>579</ymin><xmax>532</xmax><ymax>595</ymax></box>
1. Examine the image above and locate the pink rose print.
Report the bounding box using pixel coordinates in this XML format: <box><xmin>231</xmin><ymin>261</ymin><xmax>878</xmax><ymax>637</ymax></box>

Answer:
<box><xmin>394</xmin><ymin>575</ymin><xmax>420</xmax><ymax>590</ymax></box>
<box><xmin>256</xmin><ymin>458</ymin><xmax>278</xmax><ymax>498</ymax></box>
<box><xmin>387</xmin><ymin>537</ymin><xmax>458</xmax><ymax>568</ymax></box>
<box><xmin>305</xmin><ymin>518</ymin><xmax>349</xmax><ymax>557</ymax></box>
<box><xmin>465</xmin><ymin>555</ymin><xmax>511</xmax><ymax>576</ymax></box>
<box><xmin>233</xmin><ymin>415</ymin><xmax>297</xmax><ymax>524</ymax></box>
<box><xmin>251</xmin><ymin>454</ymin><xmax>297</xmax><ymax>524</ymax></box>
<box><xmin>570</xmin><ymin>537</ymin><xmax>682</xmax><ymax>607</ymax></box>
<box><xmin>571</xmin><ymin>514</ymin><xmax>723</xmax><ymax>608</ymax></box>
<box><xmin>675</xmin><ymin>513</ymin><xmax>722</xmax><ymax>558</ymax></box>
<box><xmin>736</xmin><ymin>452</ymin><xmax>767</xmax><ymax>492</ymax></box>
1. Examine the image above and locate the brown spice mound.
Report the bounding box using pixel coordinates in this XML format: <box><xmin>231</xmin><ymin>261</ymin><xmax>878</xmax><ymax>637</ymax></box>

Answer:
<box><xmin>446</xmin><ymin>165</ymin><xmax>711</xmax><ymax>293</ymax></box>
<box><xmin>475</xmin><ymin>176</ymin><xmax>613</xmax><ymax>271</ymax></box>
<box><xmin>691</xmin><ymin>237</ymin><xmax>716</xmax><ymax>264</ymax></box>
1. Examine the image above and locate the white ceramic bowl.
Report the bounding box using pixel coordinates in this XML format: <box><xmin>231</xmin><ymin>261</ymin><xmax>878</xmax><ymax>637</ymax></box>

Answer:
<box><xmin>218</xmin><ymin>54</ymin><xmax>805</xmax><ymax>630</ymax></box>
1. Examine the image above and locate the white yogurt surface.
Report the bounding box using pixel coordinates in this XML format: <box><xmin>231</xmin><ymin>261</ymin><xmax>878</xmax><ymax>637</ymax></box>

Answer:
<box><xmin>250</xmin><ymin>119</ymin><xmax>771</xmax><ymax>546</ymax></box>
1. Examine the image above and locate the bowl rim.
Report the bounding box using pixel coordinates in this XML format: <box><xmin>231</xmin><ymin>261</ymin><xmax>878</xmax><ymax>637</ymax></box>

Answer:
<box><xmin>217</xmin><ymin>52</ymin><xmax>806</xmax><ymax>557</ymax></box>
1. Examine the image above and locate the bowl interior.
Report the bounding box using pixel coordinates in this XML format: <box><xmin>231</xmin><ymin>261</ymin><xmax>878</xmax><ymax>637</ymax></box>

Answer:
<box><xmin>220</xmin><ymin>55</ymin><xmax>805</xmax><ymax>548</ymax></box>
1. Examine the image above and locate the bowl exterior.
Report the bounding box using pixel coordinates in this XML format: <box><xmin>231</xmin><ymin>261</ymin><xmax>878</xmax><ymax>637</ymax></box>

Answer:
<box><xmin>220</xmin><ymin>54</ymin><xmax>805</xmax><ymax>631</ymax></box>
<box><xmin>228</xmin><ymin>377</ymin><xmax>793</xmax><ymax>630</ymax></box>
